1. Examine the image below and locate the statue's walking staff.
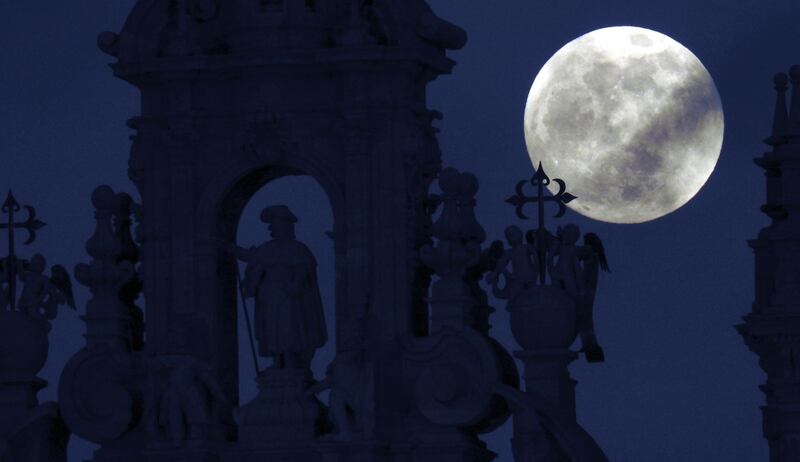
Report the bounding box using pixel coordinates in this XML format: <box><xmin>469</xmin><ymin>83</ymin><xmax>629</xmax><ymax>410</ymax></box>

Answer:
<box><xmin>1</xmin><ymin>191</ymin><xmax>45</xmax><ymax>310</ymax></box>
<box><xmin>235</xmin><ymin>263</ymin><xmax>261</xmax><ymax>377</ymax></box>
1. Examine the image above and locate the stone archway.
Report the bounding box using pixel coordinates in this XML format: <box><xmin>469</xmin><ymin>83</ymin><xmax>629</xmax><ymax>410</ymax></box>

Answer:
<box><xmin>194</xmin><ymin>156</ymin><xmax>346</xmax><ymax>406</ymax></box>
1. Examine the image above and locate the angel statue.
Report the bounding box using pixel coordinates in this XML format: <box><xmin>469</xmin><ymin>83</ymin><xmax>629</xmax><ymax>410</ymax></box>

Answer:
<box><xmin>17</xmin><ymin>253</ymin><xmax>75</xmax><ymax>321</ymax></box>
<box><xmin>550</xmin><ymin>224</ymin><xmax>584</xmax><ymax>299</ymax></box>
<box><xmin>486</xmin><ymin>225</ymin><xmax>539</xmax><ymax>300</ymax></box>
<box><xmin>576</xmin><ymin>232</ymin><xmax>610</xmax><ymax>363</ymax></box>
<box><xmin>0</xmin><ymin>258</ymin><xmax>9</xmax><ymax>310</ymax></box>
<box><xmin>144</xmin><ymin>356</ymin><xmax>230</xmax><ymax>443</ymax></box>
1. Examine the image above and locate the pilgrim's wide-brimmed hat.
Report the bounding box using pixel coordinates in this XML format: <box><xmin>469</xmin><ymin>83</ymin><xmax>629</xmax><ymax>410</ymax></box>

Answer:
<box><xmin>260</xmin><ymin>205</ymin><xmax>298</xmax><ymax>224</ymax></box>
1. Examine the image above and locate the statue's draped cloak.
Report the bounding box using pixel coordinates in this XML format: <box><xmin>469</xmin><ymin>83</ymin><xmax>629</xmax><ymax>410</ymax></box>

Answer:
<box><xmin>244</xmin><ymin>240</ymin><xmax>327</xmax><ymax>356</ymax></box>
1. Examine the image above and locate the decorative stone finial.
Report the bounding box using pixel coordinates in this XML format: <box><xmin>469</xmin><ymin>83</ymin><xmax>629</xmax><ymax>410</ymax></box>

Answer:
<box><xmin>765</xmin><ymin>73</ymin><xmax>789</xmax><ymax>146</ymax></box>
<box><xmin>420</xmin><ymin>168</ymin><xmax>485</xmax><ymax>331</ymax></box>
<box><xmin>84</xmin><ymin>185</ymin><xmax>120</xmax><ymax>262</ymax></box>
<box><xmin>97</xmin><ymin>31</ymin><xmax>119</xmax><ymax>57</ymax></box>
<box><xmin>787</xmin><ymin>65</ymin><xmax>800</xmax><ymax>138</ymax></box>
<box><xmin>74</xmin><ymin>185</ymin><xmax>134</xmax><ymax>350</ymax></box>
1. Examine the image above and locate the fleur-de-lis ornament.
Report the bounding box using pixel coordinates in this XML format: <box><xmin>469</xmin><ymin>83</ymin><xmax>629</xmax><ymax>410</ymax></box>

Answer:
<box><xmin>1</xmin><ymin>190</ymin><xmax>46</xmax><ymax>309</ymax></box>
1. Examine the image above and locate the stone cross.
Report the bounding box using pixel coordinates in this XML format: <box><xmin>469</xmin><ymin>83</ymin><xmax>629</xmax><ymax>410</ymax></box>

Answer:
<box><xmin>1</xmin><ymin>190</ymin><xmax>46</xmax><ymax>309</ymax></box>
<box><xmin>505</xmin><ymin>162</ymin><xmax>576</xmax><ymax>283</ymax></box>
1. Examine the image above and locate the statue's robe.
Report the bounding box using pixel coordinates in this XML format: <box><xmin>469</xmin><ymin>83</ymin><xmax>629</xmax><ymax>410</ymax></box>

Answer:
<box><xmin>243</xmin><ymin>239</ymin><xmax>327</xmax><ymax>356</ymax></box>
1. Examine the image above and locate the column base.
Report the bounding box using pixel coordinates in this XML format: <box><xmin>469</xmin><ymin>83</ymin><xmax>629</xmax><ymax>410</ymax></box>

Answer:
<box><xmin>235</xmin><ymin>368</ymin><xmax>326</xmax><ymax>447</ymax></box>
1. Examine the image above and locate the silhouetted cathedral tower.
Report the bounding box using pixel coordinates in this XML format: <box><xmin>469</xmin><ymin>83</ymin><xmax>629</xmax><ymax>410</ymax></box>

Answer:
<box><xmin>739</xmin><ymin>65</ymin><xmax>800</xmax><ymax>461</ymax></box>
<box><xmin>30</xmin><ymin>2</ymin><xmax>611</xmax><ymax>461</ymax></box>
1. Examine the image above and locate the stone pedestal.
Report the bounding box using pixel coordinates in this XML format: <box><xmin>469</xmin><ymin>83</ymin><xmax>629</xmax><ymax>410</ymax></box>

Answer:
<box><xmin>2</xmin><ymin>401</ymin><xmax>69</xmax><ymax>462</ymax></box>
<box><xmin>233</xmin><ymin>368</ymin><xmax>325</xmax><ymax>453</ymax></box>
<box><xmin>0</xmin><ymin>311</ymin><xmax>69</xmax><ymax>461</ymax></box>
<box><xmin>222</xmin><ymin>445</ymin><xmax>324</xmax><ymax>462</ymax></box>
<box><xmin>89</xmin><ymin>446</ymin><xmax>145</xmax><ymax>462</ymax></box>
<box><xmin>411</xmin><ymin>444</ymin><xmax>496</xmax><ymax>462</ymax></box>
<box><xmin>0</xmin><ymin>376</ymin><xmax>47</xmax><ymax>434</ymax></box>
<box><xmin>0</xmin><ymin>311</ymin><xmax>49</xmax><ymax>432</ymax></box>
<box><xmin>509</xmin><ymin>350</ymin><xmax>578</xmax><ymax>462</ymax></box>
<box><xmin>144</xmin><ymin>442</ymin><xmax>229</xmax><ymax>462</ymax></box>
<box><xmin>317</xmin><ymin>441</ymin><xmax>384</xmax><ymax>462</ymax></box>
<box><xmin>515</xmin><ymin>350</ymin><xmax>578</xmax><ymax>422</ymax></box>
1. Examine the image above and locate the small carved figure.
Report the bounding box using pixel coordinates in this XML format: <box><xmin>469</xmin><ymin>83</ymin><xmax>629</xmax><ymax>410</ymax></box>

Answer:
<box><xmin>17</xmin><ymin>254</ymin><xmax>74</xmax><ymax>320</ymax></box>
<box><xmin>231</xmin><ymin>205</ymin><xmax>327</xmax><ymax>370</ymax></box>
<box><xmin>576</xmin><ymin>233</ymin><xmax>610</xmax><ymax>363</ymax></box>
<box><xmin>0</xmin><ymin>258</ymin><xmax>8</xmax><ymax>310</ymax></box>
<box><xmin>308</xmin><ymin>349</ymin><xmax>374</xmax><ymax>440</ymax></box>
<box><xmin>486</xmin><ymin>225</ymin><xmax>539</xmax><ymax>299</ymax></box>
<box><xmin>550</xmin><ymin>224</ymin><xmax>583</xmax><ymax>299</ymax></box>
<box><xmin>148</xmin><ymin>357</ymin><xmax>229</xmax><ymax>443</ymax></box>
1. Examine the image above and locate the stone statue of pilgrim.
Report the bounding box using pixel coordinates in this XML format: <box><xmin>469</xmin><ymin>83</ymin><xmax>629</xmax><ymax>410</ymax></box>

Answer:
<box><xmin>232</xmin><ymin>205</ymin><xmax>327</xmax><ymax>370</ymax></box>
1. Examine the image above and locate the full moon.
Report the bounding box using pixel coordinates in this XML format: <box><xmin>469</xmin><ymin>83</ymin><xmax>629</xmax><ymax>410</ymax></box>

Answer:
<box><xmin>524</xmin><ymin>26</ymin><xmax>723</xmax><ymax>224</ymax></box>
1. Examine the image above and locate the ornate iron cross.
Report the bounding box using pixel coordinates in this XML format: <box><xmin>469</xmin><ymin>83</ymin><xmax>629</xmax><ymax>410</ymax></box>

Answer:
<box><xmin>1</xmin><ymin>190</ymin><xmax>46</xmax><ymax>310</ymax></box>
<box><xmin>505</xmin><ymin>162</ymin><xmax>576</xmax><ymax>283</ymax></box>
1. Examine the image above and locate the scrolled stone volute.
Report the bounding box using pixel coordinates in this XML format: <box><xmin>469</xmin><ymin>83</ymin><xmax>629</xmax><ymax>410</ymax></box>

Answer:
<box><xmin>402</xmin><ymin>328</ymin><xmax>516</xmax><ymax>434</ymax></box>
<box><xmin>58</xmin><ymin>348</ymin><xmax>141</xmax><ymax>444</ymax></box>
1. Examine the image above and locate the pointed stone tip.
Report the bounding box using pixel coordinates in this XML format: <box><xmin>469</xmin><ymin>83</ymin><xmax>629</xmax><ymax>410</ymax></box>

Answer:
<box><xmin>789</xmin><ymin>65</ymin><xmax>800</xmax><ymax>137</ymax></box>
<box><xmin>775</xmin><ymin>73</ymin><xmax>788</xmax><ymax>89</ymax></box>
<box><xmin>2</xmin><ymin>190</ymin><xmax>19</xmax><ymax>210</ymax></box>
<box><xmin>790</xmin><ymin>65</ymin><xmax>800</xmax><ymax>82</ymax></box>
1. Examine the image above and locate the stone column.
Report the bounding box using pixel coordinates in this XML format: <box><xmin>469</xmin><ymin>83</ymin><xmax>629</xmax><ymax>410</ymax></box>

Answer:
<box><xmin>58</xmin><ymin>186</ymin><xmax>144</xmax><ymax>462</ymax></box>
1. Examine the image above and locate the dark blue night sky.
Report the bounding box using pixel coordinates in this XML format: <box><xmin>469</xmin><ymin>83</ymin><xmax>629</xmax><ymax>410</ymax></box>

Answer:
<box><xmin>1</xmin><ymin>1</ymin><xmax>798</xmax><ymax>460</ymax></box>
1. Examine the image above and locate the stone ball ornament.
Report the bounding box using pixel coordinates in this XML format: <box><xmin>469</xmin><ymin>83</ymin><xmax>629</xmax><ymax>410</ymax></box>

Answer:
<box><xmin>507</xmin><ymin>285</ymin><xmax>577</xmax><ymax>350</ymax></box>
<box><xmin>90</xmin><ymin>184</ymin><xmax>119</xmax><ymax>211</ymax></box>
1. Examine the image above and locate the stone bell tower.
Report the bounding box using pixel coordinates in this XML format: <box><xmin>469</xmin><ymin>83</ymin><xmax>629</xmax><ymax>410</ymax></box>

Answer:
<box><xmin>123</xmin><ymin>0</ymin><xmax>464</xmax><ymax>399</ymax></box>
<box><xmin>57</xmin><ymin>1</ymin><xmax>470</xmax><ymax>460</ymax></box>
<box><xmin>739</xmin><ymin>65</ymin><xmax>800</xmax><ymax>461</ymax></box>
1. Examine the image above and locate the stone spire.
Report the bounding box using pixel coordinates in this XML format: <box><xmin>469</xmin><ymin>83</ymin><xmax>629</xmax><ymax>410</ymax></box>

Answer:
<box><xmin>739</xmin><ymin>65</ymin><xmax>800</xmax><ymax>462</ymax></box>
<box><xmin>765</xmin><ymin>73</ymin><xmax>788</xmax><ymax>146</ymax></box>
<box><xmin>788</xmin><ymin>66</ymin><xmax>800</xmax><ymax>139</ymax></box>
